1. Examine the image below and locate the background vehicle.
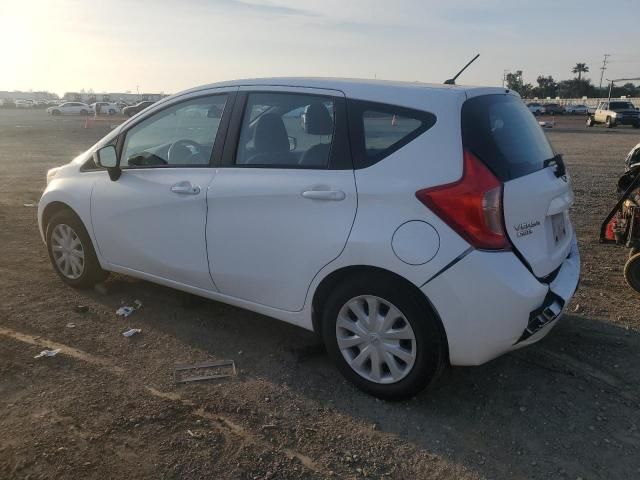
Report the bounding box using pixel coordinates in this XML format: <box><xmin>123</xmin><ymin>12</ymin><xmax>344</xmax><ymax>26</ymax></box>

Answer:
<box><xmin>14</xmin><ymin>99</ymin><xmax>35</xmax><ymax>108</ymax></box>
<box><xmin>90</xmin><ymin>102</ymin><xmax>120</xmax><ymax>115</ymax></box>
<box><xmin>565</xmin><ymin>104</ymin><xmax>588</xmax><ymax>115</ymax></box>
<box><xmin>46</xmin><ymin>102</ymin><xmax>93</xmax><ymax>116</ymax></box>
<box><xmin>38</xmin><ymin>78</ymin><xmax>579</xmax><ymax>400</ymax></box>
<box><xmin>542</xmin><ymin>103</ymin><xmax>565</xmax><ymax>115</ymax></box>
<box><xmin>122</xmin><ymin>100</ymin><xmax>155</xmax><ymax>117</ymax></box>
<box><xmin>587</xmin><ymin>101</ymin><xmax>640</xmax><ymax>128</ymax></box>
<box><xmin>527</xmin><ymin>102</ymin><xmax>545</xmax><ymax>115</ymax></box>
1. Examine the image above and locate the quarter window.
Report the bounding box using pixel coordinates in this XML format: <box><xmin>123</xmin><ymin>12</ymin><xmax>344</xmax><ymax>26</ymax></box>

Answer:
<box><xmin>121</xmin><ymin>94</ymin><xmax>228</xmax><ymax>167</ymax></box>
<box><xmin>235</xmin><ymin>92</ymin><xmax>335</xmax><ymax>168</ymax></box>
<box><xmin>348</xmin><ymin>100</ymin><xmax>436</xmax><ymax>168</ymax></box>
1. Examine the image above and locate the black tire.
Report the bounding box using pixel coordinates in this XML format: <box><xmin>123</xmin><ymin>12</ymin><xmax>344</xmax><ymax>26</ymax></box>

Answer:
<box><xmin>586</xmin><ymin>116</ymin><xmax>594</xmax><ymax>127</ymax></box>
<box><xmin>321</xmin><ymin>271</ymin><xmax>446</xmax><ymax>400</ymax></box>
<box><xmin>46</xmin><ymin>209</ymin><xmax>108</xmax><ymax>288</ymax></box>
<box><xmin>606</xmin><ymin>116</ymin><xmax>613</xmax><ymax>128</ymax></box>
<box><xmin>80</xmin><ymin>109</ymin><xmax>88</xmax><ymax>116</ymax></box>
<box><xmin>624</xmin><ymin>253</ymin><xmax>640</xmax><ymax>293</ymax></box>
<box><xmin>52</xmin><ymin>109</ymin><xmax>61</xmax><ymax>116</ymax></box>
<box><xmin>633</xmin><ymin>122</ymin><xmax>640</xmax><ymax>129</ymax></box>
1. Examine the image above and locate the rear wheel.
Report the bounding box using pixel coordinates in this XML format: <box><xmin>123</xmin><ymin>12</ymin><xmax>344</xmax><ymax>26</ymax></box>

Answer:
<box><xmin>633</xmin><ymin>122</ymin><xmax>640</xmax><ymax>129</ymax></box>
<box><xmin>46</xmin><ymin>209</ymin><xmax>108</xmax><ymax>288</ymax></box>
<box><xmin>624</xmin><ymin>253</ymin><xmax>640</xmax><ymax>293</ymax></box>
<box><xmin>322</xmin><ymin>272</ymin><xmax>446</xmax><ymax>400</ymax></box>
<box><xmin>606</xmin><ymin>116</ymin><xmax>614</xmax><ymax>128</ymax></box>
<box><xmin>51</xmin><ymin>109</ymin><xmax>61</xmax><ymax>116</ymax></box>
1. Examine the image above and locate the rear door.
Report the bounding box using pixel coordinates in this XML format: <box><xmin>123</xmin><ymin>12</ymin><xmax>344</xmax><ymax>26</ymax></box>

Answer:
<box><xmin>206</xmin><ymin>87</ymin><xmax>357</xmax><ymax>312</ymax></box>
<box><xmin>462</xmin><ymin>93</ymin><xmax>573</xmax><ymax>278</ymax></box>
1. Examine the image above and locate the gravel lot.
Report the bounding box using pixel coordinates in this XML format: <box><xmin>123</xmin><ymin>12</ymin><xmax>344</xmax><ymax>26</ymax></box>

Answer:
<box><xmin>1</xmin><ymin>110</ymin><xmax>639</xmax><ymax>480</ymax></box>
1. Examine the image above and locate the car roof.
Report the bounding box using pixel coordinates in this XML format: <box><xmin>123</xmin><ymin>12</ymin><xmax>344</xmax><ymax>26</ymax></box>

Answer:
<box><xmin>177</xmin><ymin>77</ymin><xmax>509</xmax><ymax>100</ymax></box>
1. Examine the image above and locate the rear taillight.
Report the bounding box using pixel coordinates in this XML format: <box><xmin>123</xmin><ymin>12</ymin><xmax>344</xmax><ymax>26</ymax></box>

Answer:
<box><xmin>416</xmin><ymin>149</ymin><xmax>509</xmax><ymax>250</ymax></box>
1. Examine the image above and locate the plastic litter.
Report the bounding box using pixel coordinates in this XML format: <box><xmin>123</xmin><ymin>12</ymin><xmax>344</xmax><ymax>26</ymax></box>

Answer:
<box><xmin>34</xmin><ymin>349</ymin><xmax>61</xmax><ymax>359</ymax></box>
<box><xmin>116</xmin><ymin>306</ymin><xmax>135</xmax><ymax>317</ymax></box>
<box><xmin>122</xmin><ymin>328</ymin><xmax>142</xmax><ymax>337</ymax></box>
<box><xmin>66</xmin><ymin>323</ymin><xmax>76</xmax><ymax>328</ymax></box>
<box><xmin>116</xmin><ymin>300</ymin><xmax>143</xmax><ymax>317</ymax></box>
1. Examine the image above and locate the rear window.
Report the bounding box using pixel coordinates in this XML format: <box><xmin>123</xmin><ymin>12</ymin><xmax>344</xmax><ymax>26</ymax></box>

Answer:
<box><xmin>462</xmin><ymin>94</ymin><xmax>555</xmax><ymax>181</ymax></box>
<box><xmin>348</xmin><ymin>99</ymin><xmax>436</xmax><ymax>169</ymax></box>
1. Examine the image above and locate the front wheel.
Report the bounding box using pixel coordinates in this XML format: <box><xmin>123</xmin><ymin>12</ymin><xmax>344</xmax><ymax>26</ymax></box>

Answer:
<box><xmin>633</xmin><ymin>122</ymin><xmax>640</xmax><ymax>129</ymax></box>
<box><xmin>322</xmin><ymin>272</ymin><xmax>446</xmax><ymax>400</ymax></box>
<box><xmin>46</xmin><ymin>209</ymin><xmax>108</xmax><ymax>288</ymax></box>
<box><xmin>606</xmin><ymin>116</ymin><xmax>614</xmax><ymax>128</ymax></box>
<box><xmin>586</xmin><ymin>116</ymin><xmax>594</xmax><ymax>127</ymax></box>
<box><xmin>625</xmin><ymin>253</ymin><xmax>640</xmax><ymax>293</ymax></box>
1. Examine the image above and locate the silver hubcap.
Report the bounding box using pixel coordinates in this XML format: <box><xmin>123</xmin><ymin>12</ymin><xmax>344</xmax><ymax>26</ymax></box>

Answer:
<box><xmin>336</xmin><ymin>295</ymin><xmax>417</xmax><ymax>384</ymax></box>
<box><xmin>51</xmin><ymin>224</ymin><xmax>85</xmax><ymax>280</ymax></box>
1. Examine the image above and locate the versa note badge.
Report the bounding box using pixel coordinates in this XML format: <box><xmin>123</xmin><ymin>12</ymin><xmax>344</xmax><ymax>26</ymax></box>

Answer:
<box><xmin>514</xmin><ymin>220</ymin><xmax>541</xmax><ymax>238</ymax></box>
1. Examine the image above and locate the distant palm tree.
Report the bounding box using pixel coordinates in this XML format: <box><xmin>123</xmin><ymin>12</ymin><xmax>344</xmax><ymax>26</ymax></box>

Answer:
<box><xmin>572</xmin><ymin>63</ymin><xmax>589</xmax><ymax>81</ymax></box>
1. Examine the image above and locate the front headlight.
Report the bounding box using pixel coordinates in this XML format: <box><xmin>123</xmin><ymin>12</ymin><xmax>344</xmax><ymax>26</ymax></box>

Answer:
<box><xmin>46</xmin><ymin>167</ymin><xmax>61</xmax><ymax>185</ymax></box>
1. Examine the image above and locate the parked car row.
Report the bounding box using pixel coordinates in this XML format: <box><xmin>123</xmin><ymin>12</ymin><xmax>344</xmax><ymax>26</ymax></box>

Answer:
<box><xmin>526</xmin><ymin>102</ymin><xmax>591</xmax><ymax>116</ymax></box>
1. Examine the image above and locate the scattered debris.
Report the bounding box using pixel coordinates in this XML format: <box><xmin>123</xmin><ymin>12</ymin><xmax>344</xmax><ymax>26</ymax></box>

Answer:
<box><xmin>23</xmin><ymin>203</ymin><xmax>37</xmax><ymax>207</ymax></box>
<box><xmin>174</xmin><ymin>359</ymin><xmax>236</xmax><ymax>384</ymax></box>
<box><xmin>116</xmin><ymin>300</ymin><xmax>143</xmax><ymax>317</ymax></box>
<box><xmin>122</xmin><ymin>328</ymin><xmax>142</xmax><ymax>337</ymax></box>
<box><xmin>74</xmin><ymin>305</ymin><xmax>89</xmax><ymax>313</ymax></box>
<box><xmin>34</xmin><ymin>349</ymin><xmax>61</xmax><ymax>359</ymax></box>
<box><xmin>116</xmin><ymin>306</ymin><xmax>135</xmax><ymax>317</ymax></box>
<box><xmin>66</xmin><ymin>323</ymin><xmax>76</xmax><ymax>328</ymax></box>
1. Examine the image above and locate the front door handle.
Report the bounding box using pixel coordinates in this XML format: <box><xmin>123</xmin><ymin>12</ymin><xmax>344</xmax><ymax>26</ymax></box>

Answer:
<box><xmin>170</xmin><ymin>181</ymin><xmax>201</xmax><ymax>195</ymax></box>
<box><xmin>301</xmin><ymin>189</ymin><xmax>346</xmax><ymax>201</ymax></box>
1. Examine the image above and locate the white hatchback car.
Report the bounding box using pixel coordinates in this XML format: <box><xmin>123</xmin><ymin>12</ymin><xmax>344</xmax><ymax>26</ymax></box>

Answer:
<box><xmin>46</xmin><ymin>102</ymin><xmax>93</xmax><ymax>116</ymax></box>
<box><xmin>39</xmin><ymin>78</ymin><xmax>580</xmax><ymax>399</ymax></box>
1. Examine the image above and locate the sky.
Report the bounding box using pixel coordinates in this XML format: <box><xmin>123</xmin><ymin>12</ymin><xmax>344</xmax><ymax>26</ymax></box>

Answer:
<box><xmin>2</xmin><ymin>0</ymin><xmax>639</xmax><ymax>96</ymax></box>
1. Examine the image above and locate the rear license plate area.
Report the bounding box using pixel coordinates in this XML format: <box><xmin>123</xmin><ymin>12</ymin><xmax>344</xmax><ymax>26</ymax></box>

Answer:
<box><xmin>551</xmin><ymin>213</ymin><xmax>567</xmax><ymax>244</ymax></box>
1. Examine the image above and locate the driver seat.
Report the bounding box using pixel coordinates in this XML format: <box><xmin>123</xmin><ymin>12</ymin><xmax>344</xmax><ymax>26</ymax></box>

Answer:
<box><xmin>247</xmin><ymin>113</ymin><xmax>296</xmax><ymax>165</ymax></box>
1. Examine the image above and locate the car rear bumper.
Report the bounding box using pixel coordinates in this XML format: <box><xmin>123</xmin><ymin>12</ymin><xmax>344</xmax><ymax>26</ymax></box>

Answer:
<box><xmin>421</xmin><ymin>234</ymin><xmax>580</xmax><ymax>366</ymax></box>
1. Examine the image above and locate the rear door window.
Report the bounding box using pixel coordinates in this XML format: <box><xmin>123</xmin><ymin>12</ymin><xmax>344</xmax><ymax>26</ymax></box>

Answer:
<box><xmin>348</xmin><ymin>100</ymin><xmax>436</xmax><ymax>169</ymax></box>
<box><xmin>234</xmin><ymin>92</ymin><xmax>335</xmax><ymax>168</ymax></box>
<box><xmin>462</xmin><ymin>94</ymin><xmax>555</xmax><ymax>181</ymax></box>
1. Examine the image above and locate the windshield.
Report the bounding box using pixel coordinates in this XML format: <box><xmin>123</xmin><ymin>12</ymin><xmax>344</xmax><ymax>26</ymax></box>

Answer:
<box><xmin>610</xmin><ymin>102</ymin><xmax>634</xmax><ymax>110</ymax></box>
<box><xmin>462</xmin><ymin>94</ymin><xmax>555</xmax><ymax>181</ymax></box>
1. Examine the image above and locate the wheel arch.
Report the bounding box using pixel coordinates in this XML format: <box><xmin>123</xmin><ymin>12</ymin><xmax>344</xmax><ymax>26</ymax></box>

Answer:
<box><xmin>41</xmin><ymin>201</ymin><xmax>81</xmax><ymax>235</ymax></box>
<box><xmin>311</xmin><ymin>265</ymin><xmax>449</xmax><ymax>361</ymax></box>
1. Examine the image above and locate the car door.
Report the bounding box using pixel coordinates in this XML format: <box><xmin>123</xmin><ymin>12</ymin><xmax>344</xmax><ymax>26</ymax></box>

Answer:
<box><xmin>91</xmin><ymin>89</ymin><xmax>236</xmax><ymax>290</ymax></box>
<box><xmin>206</xmin><ymin>87</ymin><xmax>357</xmax><ymax>312</ymax></box>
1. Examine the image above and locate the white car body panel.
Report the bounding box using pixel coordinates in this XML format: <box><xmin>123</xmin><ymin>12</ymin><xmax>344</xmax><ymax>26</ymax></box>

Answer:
<box><xmin>91</xmin><ymin>168</ymin><xmax>218</xmax><ymax>291</ymax></box>
<box><xmin>38</xmin><ymin>77</ymin><xmax>580</xmax><ymax>369</ymax></box>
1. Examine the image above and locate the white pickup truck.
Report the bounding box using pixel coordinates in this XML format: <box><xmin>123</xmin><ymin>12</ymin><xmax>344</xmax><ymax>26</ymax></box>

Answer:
<box><xmin>587</xmin><ymin>100</ymin><xmax>640</xmax><ymax>128</ymax></box>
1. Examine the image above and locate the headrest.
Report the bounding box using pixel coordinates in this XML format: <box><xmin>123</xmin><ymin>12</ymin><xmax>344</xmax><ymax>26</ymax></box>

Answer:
<box><xmin>302</xmin><ymin>102</ymin><xmax>333</xmax><ymax>135</ymax></box>
<box><xmin>254</xmin><ymin>113</ymin><xmax>290</xmax><ymax>153</ymax></box>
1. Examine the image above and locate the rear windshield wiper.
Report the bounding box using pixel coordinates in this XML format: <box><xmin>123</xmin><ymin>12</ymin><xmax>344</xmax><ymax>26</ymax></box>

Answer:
<box><xmin>543</xmin><ymin>154</ymin><xmax>566</xmax><ymax>178</ymax></box>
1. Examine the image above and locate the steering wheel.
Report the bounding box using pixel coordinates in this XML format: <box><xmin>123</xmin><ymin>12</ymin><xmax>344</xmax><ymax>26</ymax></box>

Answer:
<box><xmin>167</xmin><ymin>139</ymin><xmax>202</xmax><ymax>164</ymax></box>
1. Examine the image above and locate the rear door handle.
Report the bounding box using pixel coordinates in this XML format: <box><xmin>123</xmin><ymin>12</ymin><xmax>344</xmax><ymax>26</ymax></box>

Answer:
<box><xmin>170</xmin><ymin>181</ymin><xmax>201</xmax><ymax>195</ymax></box>
<box><xmin>301</xmin><ymin>189</ymin><xmax>346</xmax><ymax>201</ymax></box>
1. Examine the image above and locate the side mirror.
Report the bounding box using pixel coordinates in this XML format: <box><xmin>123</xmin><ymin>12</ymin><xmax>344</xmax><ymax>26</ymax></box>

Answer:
<box><xmin>96</xmin><ymin>145</ymin><xmax>121</xmax><ymax>181</ymax></box>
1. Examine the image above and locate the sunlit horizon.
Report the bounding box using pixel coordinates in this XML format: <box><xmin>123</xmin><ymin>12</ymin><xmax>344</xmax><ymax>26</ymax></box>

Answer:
<box><xmin>2</xmin><ymin>0</ymin><xmax>639</xmax><ymax>97</ymax></box>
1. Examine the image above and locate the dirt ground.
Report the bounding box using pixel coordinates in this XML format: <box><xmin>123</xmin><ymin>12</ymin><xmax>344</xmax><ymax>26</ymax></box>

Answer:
<box><xmin>1</xmin><ymin>110</ymin><xmax>639</xmax><ymax>480</ymax></box>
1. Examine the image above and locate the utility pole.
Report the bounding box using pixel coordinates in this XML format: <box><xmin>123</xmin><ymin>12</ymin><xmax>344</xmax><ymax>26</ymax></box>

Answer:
<box><xmin>599</xmin><ymin>54</ymin><xmax>610</xmax><ymax>91</ymax></box>
<box><xmin>502</xmin><ymin>69</ymin><xmax>509</xmax><ymax>88</ymax></box>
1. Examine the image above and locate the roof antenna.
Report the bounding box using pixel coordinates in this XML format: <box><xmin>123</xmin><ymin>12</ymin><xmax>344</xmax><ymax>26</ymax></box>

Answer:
<box><xmin>444</xmin><ymin>54</ymin><xmax>480</xmax><ymax>85</ymax></box>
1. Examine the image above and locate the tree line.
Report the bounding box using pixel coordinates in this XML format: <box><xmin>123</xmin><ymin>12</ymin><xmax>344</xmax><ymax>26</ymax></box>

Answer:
<box><xmin>505</xmin><ymin>63</ymin><xmax>638</xmax><ymax>99</ymax></box>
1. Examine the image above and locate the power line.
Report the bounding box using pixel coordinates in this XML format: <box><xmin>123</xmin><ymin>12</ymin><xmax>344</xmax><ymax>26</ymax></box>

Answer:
<box><xmin>599</xmin><ymin>54</ymin><xmax>610</xmax><ymax>91</ymax></box>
